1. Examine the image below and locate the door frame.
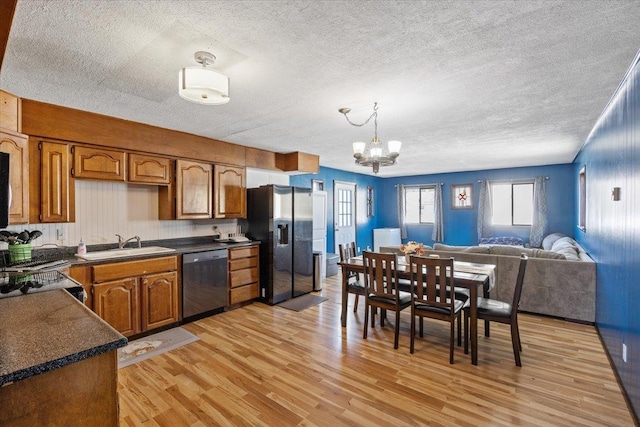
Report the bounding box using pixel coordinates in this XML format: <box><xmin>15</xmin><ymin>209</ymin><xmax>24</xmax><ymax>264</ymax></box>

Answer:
<box><xmin>333</xmin><ymin>180</ymin><xmax>357</xmax><ymax>254</ymax></box>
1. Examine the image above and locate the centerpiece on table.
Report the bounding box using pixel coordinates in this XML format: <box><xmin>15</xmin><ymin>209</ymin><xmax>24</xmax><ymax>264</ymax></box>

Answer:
<box><xmin>399</xmin><ymin>241</ymin><xmax>426</xmax><ymax>264</ymax></box>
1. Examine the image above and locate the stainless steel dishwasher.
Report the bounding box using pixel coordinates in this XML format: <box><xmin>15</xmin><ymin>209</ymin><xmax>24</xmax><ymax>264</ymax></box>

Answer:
<box><xmin>182</xmin><ymin>249</ymin><xmax>228</xmax><ymax>320</ymax></box>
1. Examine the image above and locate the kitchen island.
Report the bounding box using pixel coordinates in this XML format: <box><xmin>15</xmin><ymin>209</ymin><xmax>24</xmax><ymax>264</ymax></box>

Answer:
<box><xmin>0</xmin><ymin>289</ymin><xmax>127</xmax><ymax>426</ymax></box>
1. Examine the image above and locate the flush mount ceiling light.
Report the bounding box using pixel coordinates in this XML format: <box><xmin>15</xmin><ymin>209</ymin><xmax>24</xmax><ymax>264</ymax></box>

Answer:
<box><xmin>179</xmin><ymin>51</ymin><xmax>230</xmax><ymax>105</ymax></box>
<box><xmin>338</xmin><ymin>102</ymin><xmax>401</xmax><ymax>174</ymax></box>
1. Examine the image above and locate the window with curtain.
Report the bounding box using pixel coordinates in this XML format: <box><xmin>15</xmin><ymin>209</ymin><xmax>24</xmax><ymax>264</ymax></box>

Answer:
<box><xmin>491</xmin><ymin>181</ymin><xmax>534</xmax><ymax>226</ymax></box>
<box><xmin>403</xmin><ymin>186</ymin><xmax>435</xmax><ymax>224</ymax></box>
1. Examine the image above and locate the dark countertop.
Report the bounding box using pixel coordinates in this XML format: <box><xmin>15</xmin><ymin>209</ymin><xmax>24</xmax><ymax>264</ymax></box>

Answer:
<box><xmin>3</xmin><ymin>236</ymin><xmax>260</xmax><ymax>268</ymax></box>
<box><xmin>0</xmin><ymin>289</ymin><xmax>127</xmax><ymax>386</ymax></box>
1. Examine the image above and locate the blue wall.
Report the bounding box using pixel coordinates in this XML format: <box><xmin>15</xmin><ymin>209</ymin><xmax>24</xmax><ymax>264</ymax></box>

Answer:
<box><xmin>290</xmin><ymin>166</ymin><xmax>383</xmax><ymax>254</ymax></box>
<box><xmin>573</xmin><ymin>53</ymin><xmax>640</xmax><ymax>417</ymax></box>
<box><xmin>291</xmin><ymin>163</ymin><xmax>575</xmax><ymax>255</ymax></box>
<box><xmin>377</xmin><ymin>165</ymin><xmax>575</xmax><ymax>246</ymax></box>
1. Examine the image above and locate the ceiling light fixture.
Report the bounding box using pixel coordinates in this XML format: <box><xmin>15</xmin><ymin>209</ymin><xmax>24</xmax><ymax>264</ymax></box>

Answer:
<box><xmin>338</xmin><ymin>102</ymin><xmax>401</xmax><ymax>174</ymax></box>
<box><xmin>179</xmin><ymin>51</ymin><xmax>230</xmax><ymax>105</ymax></box>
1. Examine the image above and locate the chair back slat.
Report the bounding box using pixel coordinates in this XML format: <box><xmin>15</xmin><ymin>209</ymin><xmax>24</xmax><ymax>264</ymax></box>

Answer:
<box><xmin>363</xmin><ymin>251</ymin><xmax>398</xmax><ymax>299</ymax></box>
<box><xmin>410</xmin><ymin>255</ymin><xmax>456</xmax><ymax>311</ymax></box>
<box><xmin>512</xmin><ymin>255</ymin><xmax>529</xmax><ymax>315</ymax></box>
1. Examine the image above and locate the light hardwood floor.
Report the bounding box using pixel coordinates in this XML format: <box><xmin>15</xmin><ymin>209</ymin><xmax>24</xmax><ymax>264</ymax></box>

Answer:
<box><xmin>118</xmin><ymin>274</ymin><xmax>635</xmax><ymax>426</ymax></box>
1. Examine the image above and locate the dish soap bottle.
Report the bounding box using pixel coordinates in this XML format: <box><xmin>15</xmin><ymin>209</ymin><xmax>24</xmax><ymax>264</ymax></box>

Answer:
<box><xmin>77</xmin><ymin>238</ymin><xmax>87</xmax><ymax>256</ymax></box>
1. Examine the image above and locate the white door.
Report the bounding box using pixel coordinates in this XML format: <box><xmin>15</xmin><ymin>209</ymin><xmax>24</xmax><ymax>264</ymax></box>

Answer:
<box><xmin>334</xmin><ymin>181</ymin><xmax>357</xmax><ymax>254</ymax></box>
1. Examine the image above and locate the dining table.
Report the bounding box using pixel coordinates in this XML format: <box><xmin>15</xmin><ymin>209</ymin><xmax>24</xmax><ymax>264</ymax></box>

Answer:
<box><xmin>338</xmin><ymin>255</ymin><xmax>496</xmax><ymax>365</ymax></box>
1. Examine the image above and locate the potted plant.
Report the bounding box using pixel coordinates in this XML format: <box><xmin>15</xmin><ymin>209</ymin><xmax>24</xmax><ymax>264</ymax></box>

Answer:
<box><xmin>0</xmin><ymin>229</ymin><xmax>43</xmax><ymax>263</ymax></box>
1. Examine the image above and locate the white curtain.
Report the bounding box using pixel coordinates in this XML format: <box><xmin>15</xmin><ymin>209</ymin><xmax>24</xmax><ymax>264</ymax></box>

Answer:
<box><xmin>477</xmin><ymin>180</ymin><xmax>493</xmax><ymax>239</ymax></box>
<box><xmin>397</xmin><ymin>184</ymin><xmax>408</xmax><ymax>239</ymax></box>
<box><xmin>529</xmin><ymin>176</ymin><xmax>548</xmax><ymax>248</ymax></box>
<box><xmin>432</xmin><ymin>183</ymin><xmax>444</xmax><ymax>242</ymax></box>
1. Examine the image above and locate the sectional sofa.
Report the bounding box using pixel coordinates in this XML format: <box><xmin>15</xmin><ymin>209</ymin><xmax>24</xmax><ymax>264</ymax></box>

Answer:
<box><xmin>381</xmin><ymin>234</ymin><xmax>596</xmax><ymax>322</ymax></box>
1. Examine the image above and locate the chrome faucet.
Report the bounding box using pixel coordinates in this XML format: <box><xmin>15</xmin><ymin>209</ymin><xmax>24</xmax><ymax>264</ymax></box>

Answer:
<box><xmin>116</xmin><ymin>234</ymin><xmax>141</xmax><ymax>249</ymax></box>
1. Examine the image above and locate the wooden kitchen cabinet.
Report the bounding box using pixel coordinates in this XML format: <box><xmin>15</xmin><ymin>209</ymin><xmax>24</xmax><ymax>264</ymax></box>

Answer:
<box><xmin>91</xmin><ymin>256</ymin><xmax>179</xmax><ymax>337</ymax></box>
<box><xmin>228</xmin><ymin>245</ymin><xmax>259</xmax><ymax>305</ymax></box>
<box><xmin>72</xmin><ymin>145</ymin><xmax>126</xmax><ymax>181</ymax></box>
<box><xmin>140</xmin><ymin>271</ymin><xmax>179</xmax><ymax>332</ymax></box>
<box><xmin>214</xmin><ymin>164</ymin><xmax>246</xmax><ymax>219</ymax></box>
<box><xmin>159</xmin><ymin>159</ymin><xmax>212</xmax><ymax>220</ymax></box>
<box><xmin>128</xmin><ymin>153</ymin><xmax>171</xmax><ymax>185</ymax></box>
<box><xmin>30</xmin><ymin>139</ymin><xmax>75</xmax><ymax>223</ymax></box>
<box><xmin>0</xmin><ymin>130</ymin><xmax>29</xmax><ymax>224</ymax></box>
<box><xmin>93</xmin><ymin>277</ymin><xmax>140</xmax><ymax>337</ymax></box>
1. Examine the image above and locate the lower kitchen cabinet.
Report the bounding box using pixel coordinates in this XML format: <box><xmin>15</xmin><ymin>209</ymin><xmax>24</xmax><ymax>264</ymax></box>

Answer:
<box><xmin>228</xmin><ymin>245</ymin><xmax>259</xmax><ymax>305</ymax></box>
<box><xmin>90</xmin><ymin>256</ymin><xmax>179</xmax><ymax>337</ymax></box>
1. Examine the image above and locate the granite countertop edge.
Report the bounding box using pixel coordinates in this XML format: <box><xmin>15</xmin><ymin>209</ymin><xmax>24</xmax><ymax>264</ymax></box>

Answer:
<box><xmin>0</xmin><ymin>338</ymin><xmax>127</xmax><ymax>387</ymax></box>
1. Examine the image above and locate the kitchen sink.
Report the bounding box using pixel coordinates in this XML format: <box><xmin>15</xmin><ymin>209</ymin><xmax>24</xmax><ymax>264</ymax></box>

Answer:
<box><xmin>75</xmin><ymin>246</ymin><xmax>176</xmax><ymax>261</ymax></box>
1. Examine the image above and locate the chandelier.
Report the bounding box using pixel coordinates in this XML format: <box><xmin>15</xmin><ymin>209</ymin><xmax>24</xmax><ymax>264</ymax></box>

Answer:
<box><xmin>179</xmin><ymin>51</ymin><xmax>230</xmax><ymax>105</ymax></box>
<box><xmin>338</xmin><ymin>103</ymin><xmax>401</xmax><ymax>174</ymax></box>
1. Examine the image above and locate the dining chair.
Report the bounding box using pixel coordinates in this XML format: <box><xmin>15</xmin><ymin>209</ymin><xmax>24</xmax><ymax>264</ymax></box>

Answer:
<box><xmin>362</xmin><ymin>251</ymin><xmax>411</xmax><ymax>349</ymax></box>
<box><xmin>464</xmin><ymin>254</ymin><xmax>528</xmax><ymax>366</ymax></box>
<box><xmin>409</xmin><ymin>256</ymin><xmax>466</xmax><ymax>363</ymax></box>
<box><xmin>339</xmin><ymin>243</ymin><xmax>365</xmax><ymax>312</ymax></box>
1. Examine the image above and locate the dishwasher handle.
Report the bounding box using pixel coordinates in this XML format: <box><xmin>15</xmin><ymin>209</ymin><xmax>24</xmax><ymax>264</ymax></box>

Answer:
<box><xmin>183</xmin><ymin>250</ymin><xmax>228</xmax><ymax>264</ymax></box>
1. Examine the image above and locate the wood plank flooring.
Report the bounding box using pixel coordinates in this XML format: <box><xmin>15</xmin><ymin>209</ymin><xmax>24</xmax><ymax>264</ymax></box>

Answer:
<box><xmin>118</xmin><ymin>274</ymin><xmax>635</xmax><ymax>426</ymax></box>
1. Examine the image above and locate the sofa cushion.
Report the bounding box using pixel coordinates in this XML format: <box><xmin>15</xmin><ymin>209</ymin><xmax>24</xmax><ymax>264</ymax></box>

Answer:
<box><xmin>433</xmin><ymin>243</ymin><xmax>490</xmax><ymax>254</ymax></box>
<box><xmin>531</xmin><ymin>249</ymin><xmax>567</xmax><ymax>260</ymax></box>
<box><xmin>542</xmin><ymin>233</ymin><xmax>567</xmax><ymax>250</ymax></box>
<box><xmin>488</xmin><ymin>245</ymin><xmax>566</xmax><ymax>260</ymax></box>
<box><xmin>555</xmin><ymin>248</ymin><xmax>580</xmax><ymax>261</ymax></box>
<box><xmin>489</xmin><ymin>245</ymin><xmax>528</xmax><ymax>256</ymax></box>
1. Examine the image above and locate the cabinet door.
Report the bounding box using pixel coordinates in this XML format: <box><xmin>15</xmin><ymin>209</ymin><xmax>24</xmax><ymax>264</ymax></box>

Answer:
<box><xmin>176</xmin><ymin>160</ymin><xmax>212</xmax><ymax>219</ymax></box>
<box><xmin>93</xmin><ymin>278</ymin><xmax>140</xmax><ymax>337</ymax></box>
<box><xmin>214</xmin><ymin>165</ymin><xmax>246</xmax><ymax>218</ymax></box>
<box><xmin>140</xmin><ymin>271</ymin><xmax>179</xmax><ymax>332</ymax></box>
<box><xmin>128</xmin><ymin>153</ymin><xmax>171</xmax><ymax>185</ymax></box>
<box><xmin>40</xmin><ymin>141</ymin><xmax>74</xmax><ymax>223</ymax></box>
<box><xmin>73</xmin><ymin>146</ymin><xmax>126</xmax><ymax>181</ymax></box>
<box><xmin>0</xmin><ymin>131</ymin><xmax>28</xmax><ymax>223</ymax></box>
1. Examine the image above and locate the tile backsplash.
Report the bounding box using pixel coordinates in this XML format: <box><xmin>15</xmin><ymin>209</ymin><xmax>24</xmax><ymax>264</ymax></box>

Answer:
<box><xmin>1</xmin><ymin>180</ymin><xmax>238</xmax><ymax>249</ymax></box>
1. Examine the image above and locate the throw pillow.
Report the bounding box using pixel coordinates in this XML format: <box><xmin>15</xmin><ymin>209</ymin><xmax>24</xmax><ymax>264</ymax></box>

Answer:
<box><xmin>542</xmin><ymin>233</ymin><xmax>567</xmax><ymax>251</ymax></box>
<box><xmin>555</xmin><ymin>247</ymin><xmax>580</xmax><ymax>261</ymax></box>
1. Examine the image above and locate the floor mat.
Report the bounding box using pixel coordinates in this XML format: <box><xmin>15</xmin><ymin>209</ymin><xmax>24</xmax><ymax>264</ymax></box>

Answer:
<box><xmin>117</xmin><ymin>327</ymin><xmax>199</xmax><ymax>369</ymax></box>
<box><xmin>277</xmin><ymin>294</ymin><xmax>329</xmax><ymax>312</ymax></box>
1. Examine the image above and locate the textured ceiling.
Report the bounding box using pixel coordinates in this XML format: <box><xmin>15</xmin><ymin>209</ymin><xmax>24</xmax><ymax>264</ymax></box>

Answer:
<box><xmin>1</xmin><ymin>0</ymin><xmax>639</xmax><ymax>177</ymax></box>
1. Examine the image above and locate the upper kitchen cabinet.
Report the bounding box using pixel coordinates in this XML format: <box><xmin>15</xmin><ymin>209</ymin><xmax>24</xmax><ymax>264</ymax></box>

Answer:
<box><xmin>29</xmin><ymin>139</ymin><xmax>75</xmax><ymax>223</ymax></box>
<box><xmin>214</xmin><ymin>165</ymin><xmax>246</xmax><ymax>219</ymax></box>
<box><xmin>159</xmin><ymin>159</ymin><xmax>212</xmax><ymax>220</ymax></box>
<box><xmin>0</xmin><ymin>90</ymin><xmax>21</xmax><ymax>133</ymax></box>
<box><xmin>0</xmin><ymin>130</ymin><xmax>28</xmax><ymax>224</ymax></box>
<box><xmin>128</xmin><ymin>153</ymin><xmax>171</xmax><ymax>185</ymax></box>
<box><xmin>72</xmin><ymin>146</ymin><xmax>126</xmax><ymax>181</ymax></box>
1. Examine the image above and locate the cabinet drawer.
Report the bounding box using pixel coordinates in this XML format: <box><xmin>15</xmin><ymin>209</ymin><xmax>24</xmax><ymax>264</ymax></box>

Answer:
<box><xmin>93</xmin><ymin>256</ymin><xmax>177</xmax><ymax>282</ymax></box>
<box><xmin>229</xmin><ymin>268</ymin><xmax>259</xmax><ymax>288</ymax></box>
<box><xmin>229</xmin><ymin>283</ymin><xmax>259</xmax><ymax>305</ymax></box>
<box><xmin>228</xmin><ymin>246</ymin><xmax>258</xmax><ymax>260</ymax></box>
<box><xmin>229</xmin><ymin>257</ymin><xmax>257</xmax><ymax>271</ymax></box>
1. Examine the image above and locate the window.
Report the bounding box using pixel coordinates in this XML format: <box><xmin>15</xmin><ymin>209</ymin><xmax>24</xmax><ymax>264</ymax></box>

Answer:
<box><xmin>337</xmin><ymin>188</ymin><xmax>353</xmax><ymax>227</ymax></box>
<box><xmin>404</xmin><ymin>186</ymin><xmax>435</xmax><ymax>224</ymax></box>
<box><xmin>491</xmin><ymin>182</ymin><xmax>533</xmax><ymax>226</ymax></box>
<box><xmin>578</xmin><ymin>166</ymin><xmax>586</xmax><ymax>231</ymax></box>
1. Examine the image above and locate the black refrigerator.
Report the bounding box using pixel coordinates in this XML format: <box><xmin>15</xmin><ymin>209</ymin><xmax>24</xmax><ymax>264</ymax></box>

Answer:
<box><xmin>246</xmin><ymin>185</ymin><xmax>314</xmax><ymax>304</ymax></box>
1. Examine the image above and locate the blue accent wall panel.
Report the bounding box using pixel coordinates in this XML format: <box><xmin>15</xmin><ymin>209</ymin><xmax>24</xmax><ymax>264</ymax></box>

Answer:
<box><xmin>573</xmin><ymin>52</ymin><xmax>640</xmax><ymax>417</ymax></box>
